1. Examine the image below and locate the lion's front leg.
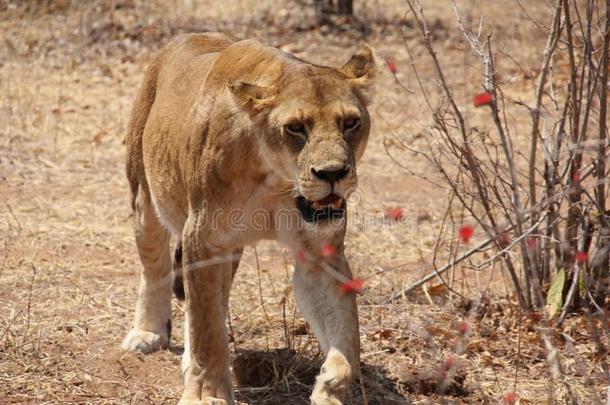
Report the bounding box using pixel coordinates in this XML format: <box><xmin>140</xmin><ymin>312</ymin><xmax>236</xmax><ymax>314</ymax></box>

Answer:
<box><xmin>179</xmin><ymin>219</ymin><xmax>241</xmax><ymax>405</ymax></box>
<box><xmin>122</xmin><ymin>189</ymin><xmax>173</xmax><ymax>354</ymax></box>
<box><xmin>293</xmin><ymin>248</ymin><xmax>360</xmax><ymax>405</ymax></box>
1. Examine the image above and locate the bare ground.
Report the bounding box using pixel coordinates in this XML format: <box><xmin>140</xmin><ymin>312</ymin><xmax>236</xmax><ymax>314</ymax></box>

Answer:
<box><xmin>0</xmin><ymin>1</ymin><xmax>608</xmax><ymax>404</ymax></box>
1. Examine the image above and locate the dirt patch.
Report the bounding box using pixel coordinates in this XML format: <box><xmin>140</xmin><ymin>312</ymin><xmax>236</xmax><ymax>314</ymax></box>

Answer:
<box><xmin>0</xmin><ymin>1</ymin><xmax>607</xmax><ymax>404</ymax></box>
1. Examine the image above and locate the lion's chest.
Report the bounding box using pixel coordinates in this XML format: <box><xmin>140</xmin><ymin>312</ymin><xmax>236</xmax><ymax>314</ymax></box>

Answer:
<box><xmin>201</xmin><ymin>177</ymin><xmax>296</xmax><ymax>247</ymax></box>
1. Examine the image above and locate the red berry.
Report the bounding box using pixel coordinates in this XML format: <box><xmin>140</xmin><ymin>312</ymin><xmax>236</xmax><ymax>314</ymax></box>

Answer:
<box><xmin>503</xmin><ymin>392</ymin><xmax>518</xmax><ymax>404</ymax></box>
<box><xmin>386</xmin><ymin>56</ymin><xmax>398</xmax><ymax>74</ymax></box>
<box><xmin>296</xmin><ymin>249</ymin><xmax>306</xmax><ymax>262</ymax></box>
<box><xmin>385</xmin><ymin>207</ymin><xmax>405</xmax><ymax>221</ymax></box>
<box><xmin>526</xmin><ymin>237</ymin><xmax>538</xmax><ymax>253</ymax></box>
<box><xmin>442</xmin><ymin>356</ymin><xmax>455</xmax><ymax>371</ymax></box>
<box><xmin>457</xmin><ymin>321</ymin><xmax>469</xmax><ymax>335</ymax></box>
<box><xmin>473</xmin><ymin>92</ymin><xmax>493</xmax><ymax>107</ymax></box>
<box><xmin>321</xmin><ymin>244</ymin><xmax>337</xmax><ymax>258</ymax></box>
<box><xmin>340</xmin><ymin>278</ymin><xmax>364</xmax><ymax>294</ymax></box>
<box><xmin>575</xmin><ymin>251</ymin><xmax>588</xmax><ymax>264</ymax></box>
<box><xmin>572</xmin><ymin>171</ymin><xmax>581</xmax><ymax>183</ymax></box>
<box><xmin>459</xmin><ymin>225</ymin><xmax>474</xmax><ymax>243</ymax></box>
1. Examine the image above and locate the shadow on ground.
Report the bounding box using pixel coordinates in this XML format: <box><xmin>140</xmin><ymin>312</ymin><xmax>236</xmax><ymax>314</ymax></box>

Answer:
<box><xmin>231</xmin><ymin>348</ymin><xmax>410</xmax><ymax>404</ymax></box>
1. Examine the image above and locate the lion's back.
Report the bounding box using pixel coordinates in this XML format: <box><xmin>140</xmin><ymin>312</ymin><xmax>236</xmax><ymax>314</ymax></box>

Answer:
<box><xmin>125</xmin><ymin>33</ymin><xmax>239</xmax><ymax>206</ymax></box>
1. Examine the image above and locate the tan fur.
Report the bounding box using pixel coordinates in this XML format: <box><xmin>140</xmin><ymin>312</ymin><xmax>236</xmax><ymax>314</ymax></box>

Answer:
<box><xmin>122</xmin><ymin>33</ymin><xmax>376</xmax><ymax>405</ymax></box>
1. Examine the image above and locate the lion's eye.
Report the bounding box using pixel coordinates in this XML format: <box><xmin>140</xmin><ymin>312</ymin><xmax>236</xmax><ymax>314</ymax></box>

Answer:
<box><xmin>285</xmin><ymin>122</ymin><xmax>307</xmax><ymax>140</ymax></box>
<box><xmin>343</xmin><ymin>117</ymin><xmax>361</xmax><ymax>133</ymax></box>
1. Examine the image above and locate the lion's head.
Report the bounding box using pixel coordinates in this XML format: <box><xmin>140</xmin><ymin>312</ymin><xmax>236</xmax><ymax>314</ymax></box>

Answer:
<box><xmin>229</xmin><ymin>45</ymin><xmax>376</xmax><ymax>223</ymax></box>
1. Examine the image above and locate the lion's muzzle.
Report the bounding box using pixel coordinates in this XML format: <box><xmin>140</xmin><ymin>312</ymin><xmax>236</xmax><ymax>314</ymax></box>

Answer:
<box><xmin>311</xmin><ymin>165</ymin><xmax>350</xmax><ymax>184</ymax></box>
<box><xmin>295</xmin><ymin>194</ymin><xmax>346</xmax><ymax>223</ymax></box>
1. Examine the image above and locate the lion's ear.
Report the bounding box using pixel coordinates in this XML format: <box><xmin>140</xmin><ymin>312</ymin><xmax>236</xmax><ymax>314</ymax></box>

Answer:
<box><xmin>339</xmin><ymin>44</ymin><xmax>377</xmax><ymax>104</ymax></box>
<box><xmin>228</xmin><ymin>81</ymin><xmax>276</xmax><ymax>113</ymax></box>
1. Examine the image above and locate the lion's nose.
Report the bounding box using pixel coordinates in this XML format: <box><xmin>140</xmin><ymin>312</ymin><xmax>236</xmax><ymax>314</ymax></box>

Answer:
<box><xmin>311</xmin><ymin>166</ymin><xmax>350</xmax><ymax>184</ymax></box>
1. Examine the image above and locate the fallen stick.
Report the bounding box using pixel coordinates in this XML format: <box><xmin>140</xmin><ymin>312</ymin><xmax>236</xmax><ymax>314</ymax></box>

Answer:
<box><xmin>385</xmin><ymin>213</ymin><xmax>548</xmax><ymax>303</ymax></box>
<box><xmin>384</xmin><ymin>237</ymin><xmax>494</xmax><ymax>303</ymax></box>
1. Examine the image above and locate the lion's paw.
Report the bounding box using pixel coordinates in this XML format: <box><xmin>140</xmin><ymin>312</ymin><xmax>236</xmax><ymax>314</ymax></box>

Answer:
<box><xmin>310</xmin><ymin>349</ymin><xmax>353</xmax><ymax>405</ymax></box>
<box><xmin>310</xmin><ymin>391</ymin><xmax>343</xmax><ymax>405</ymax></box>
<box><xmin>310</xmin><ymin>384</ymin><xmax>345</xmax><ymax>405</ymax></box>
<box><xmin>121</xmin><ymin>328</ymin><xmax>168</xmax><ymax>354</ymax></box>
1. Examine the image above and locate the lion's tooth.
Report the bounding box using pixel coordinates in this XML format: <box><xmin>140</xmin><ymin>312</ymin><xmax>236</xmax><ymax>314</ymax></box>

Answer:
<box><xmin>312</xmin><ymin>198</ymin><xmax>343</xmax><ymax>211</ymax></box>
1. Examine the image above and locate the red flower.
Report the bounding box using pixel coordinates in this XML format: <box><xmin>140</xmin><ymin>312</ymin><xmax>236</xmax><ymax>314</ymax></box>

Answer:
<box><xmin>575</xmin><ymin>251</ymin><xmax>588</xmax><ymax>264</ymax></box>
<box><xmin>321</xmin><ymin>244</ymin><xmax>337</xmax><ymax>258</ymax></box>
<box><xmin>340</xmin><ymin>278</ymin><xmax>364</xmax><ymax>294</ymax></box>
<box><xmin>526</xmin><ymin>238</ymin><xmax>538</xmax><ymax>253</ymax></box>
<box><xmin>386</xmin><ymin>56</ymin><xmax>398</xmax><ymax>74</ymax></box>
<box><xmin>457</xmin><ymin>321</ymin><xmax>469</xmax><ymax>335</ymax></box>
<box><xmin>442</xmin><ymin>355</ymin><xmax>455</xmax><ymax>371</ymax></box>
<box><xmin>572</xmin><ymin>170</ymin><xmax>581</xmax><ymax>183</ymax></box>
<box><xmin>296</xmin><ymin>249</ymin><xmax>306</xmax><ymax>262</ymax></box>
<box><xmin>459</xmin><ymin>225</ymin><xmax>474</xmax><ymax>243</ymax></box>
<box><xmin>385</xmin><ymin>207</ymin><xmax>405</xmax><ymax>221</ymax></box>
<box><xmin>473</xmin><ymin>92</ymin><xmax>493</xmax><ymax>107</ymax></box>
<box><xmin>502</xmin><ymin>392</ymin><xmax>519</xmax><ymax>404</ymax></box>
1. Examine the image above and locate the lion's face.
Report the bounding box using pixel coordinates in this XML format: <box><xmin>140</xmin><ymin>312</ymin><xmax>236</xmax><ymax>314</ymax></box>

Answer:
<box><xmin>269</xmin><ymin>72</ymin><xmax>370</xmax><ymax>222</ymax></box>
<box><xmin>229</xmin><ymin>45</ymin><xmax>376</xmax><ymax>222</ymax></box>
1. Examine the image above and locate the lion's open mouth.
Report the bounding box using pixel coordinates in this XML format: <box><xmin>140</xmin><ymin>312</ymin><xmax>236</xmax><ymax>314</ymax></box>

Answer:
<box><xmin>295</xmin><ymin>194</ymin><xmax>346</xmax><ymax>222</ymax></box>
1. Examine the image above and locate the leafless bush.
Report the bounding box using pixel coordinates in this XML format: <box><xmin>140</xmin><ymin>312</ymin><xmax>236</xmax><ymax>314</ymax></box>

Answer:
<box><xmin>391</xmin><ymin>0</ymin><xmax>610</xmax><ymax>322</ymax></box>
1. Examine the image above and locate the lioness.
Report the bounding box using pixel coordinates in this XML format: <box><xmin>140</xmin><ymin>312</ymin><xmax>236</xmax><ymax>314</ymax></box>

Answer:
<box><xmin>122</xmin><ymin>33</ymin><xmax>376</xmax><ymax>405</ymax></box>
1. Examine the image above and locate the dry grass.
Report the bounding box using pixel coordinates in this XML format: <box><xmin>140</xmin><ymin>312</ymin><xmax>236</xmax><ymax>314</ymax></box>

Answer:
<box><xmin>0</xmin><ymin>0</ymin><xmax>608</xmax><ymax>403</ymax></box>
